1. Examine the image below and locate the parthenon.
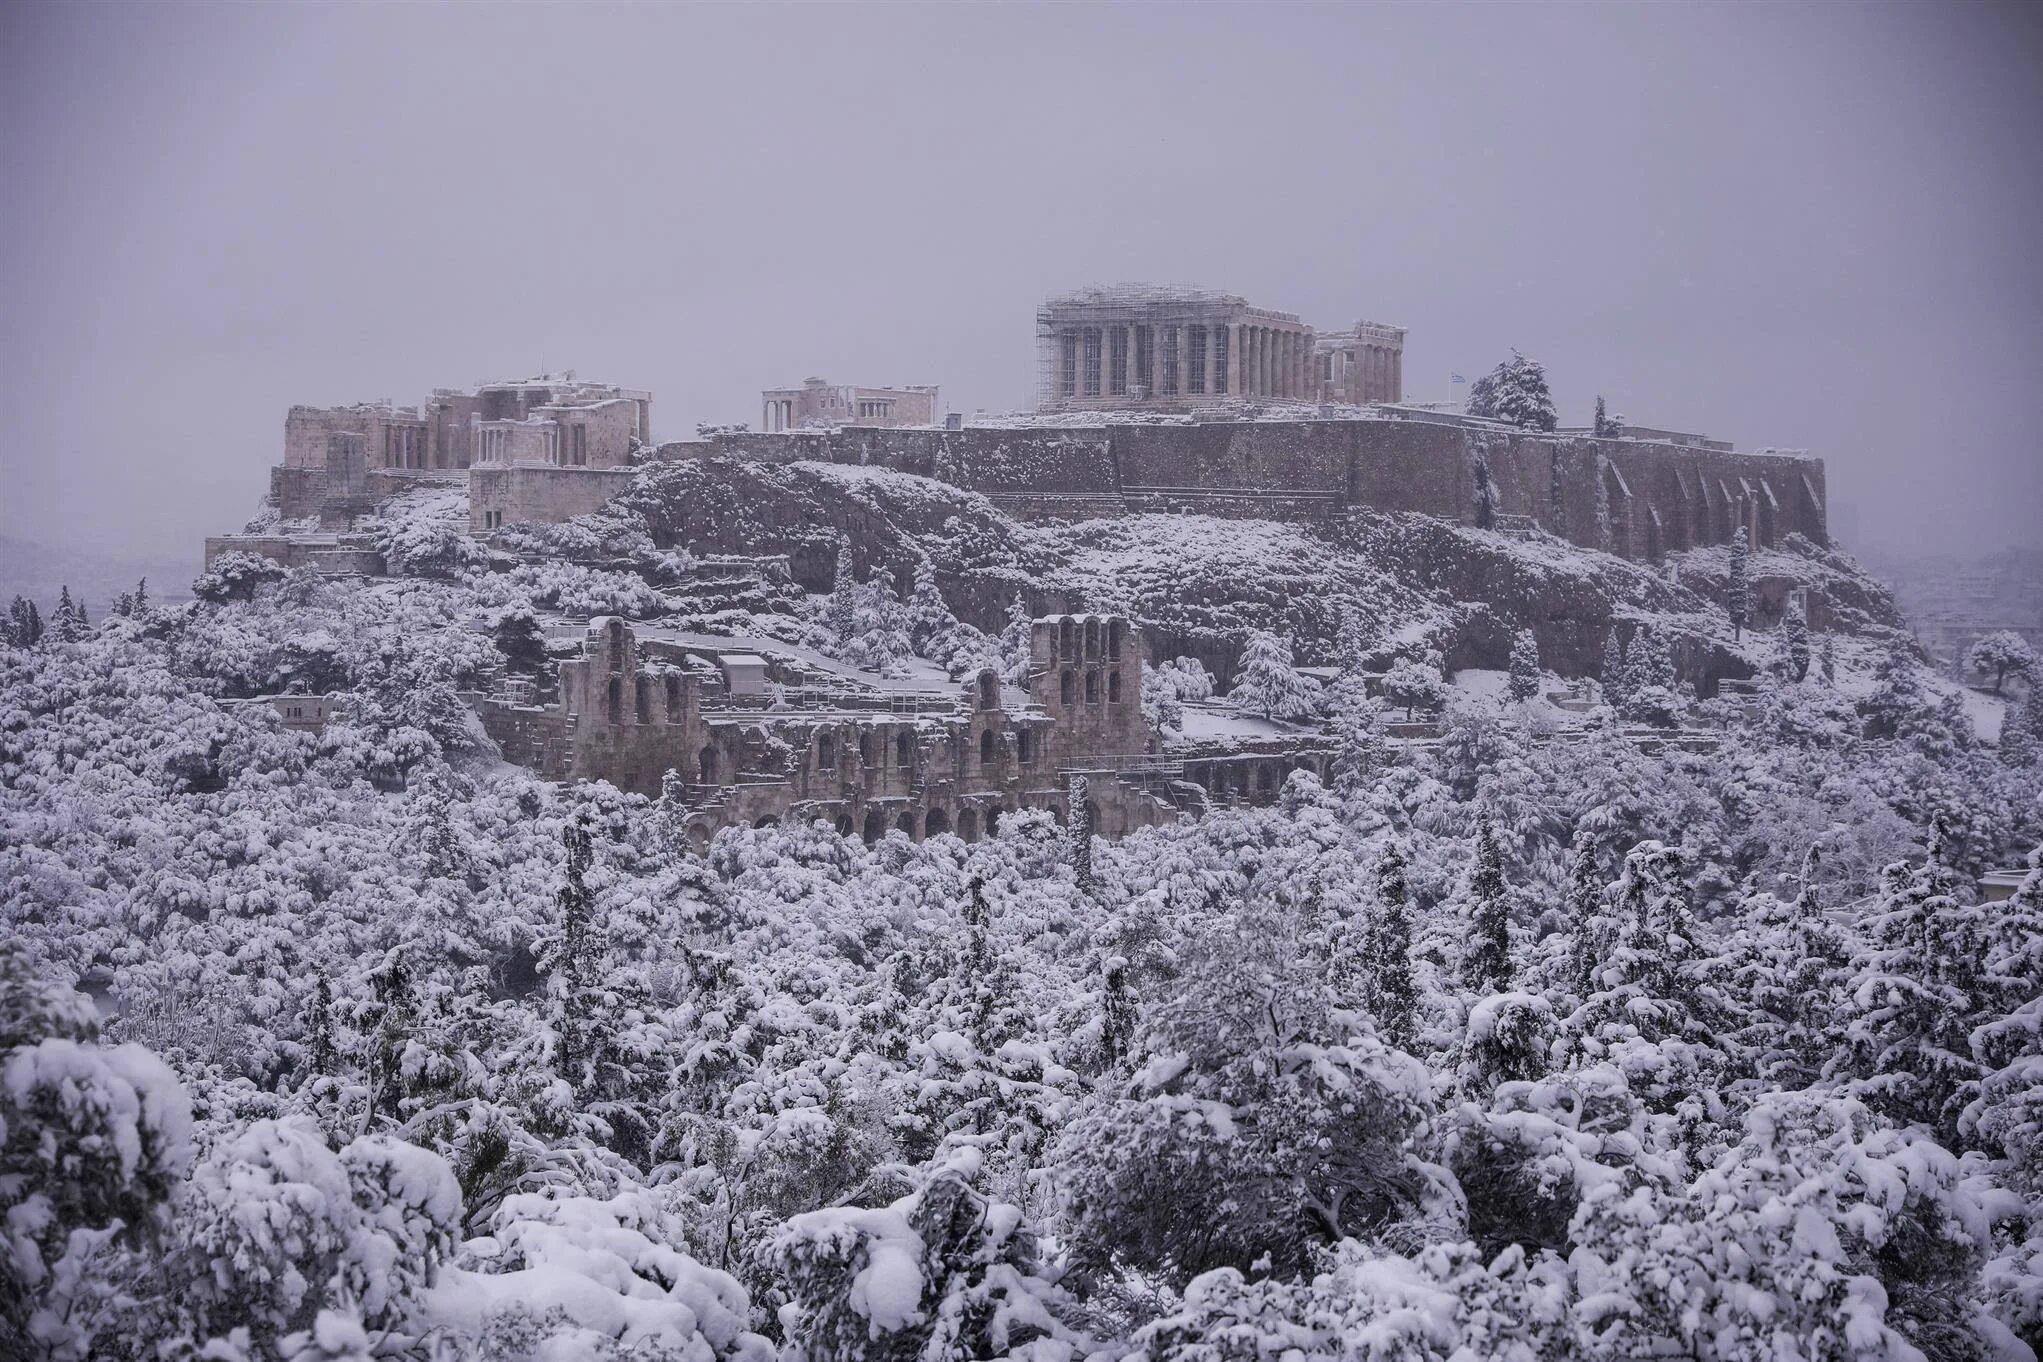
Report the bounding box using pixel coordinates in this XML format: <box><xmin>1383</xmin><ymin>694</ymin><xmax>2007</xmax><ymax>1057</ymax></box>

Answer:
<box><xmin>1035</xmin><ymin>285</ymin><xmax>1320</xmax><ymax>410</ymax></box>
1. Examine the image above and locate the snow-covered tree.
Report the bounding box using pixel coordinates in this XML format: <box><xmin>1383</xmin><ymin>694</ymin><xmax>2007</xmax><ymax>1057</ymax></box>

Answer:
<box><xmin>1232</xmin><ymin>629</ymin><xmax>1318</xmax><ymax>720</ymax></box>
<box><xmin>826</xmin><ymin>536</ymin><xmax>856</xmax><ymax>641</ymax></box>
<box><xmin>1382</xmin><ymin>657</ymin><xmax>1447</xmax><ymax>722</ymax></box>
<box><xmin>1326</xmin><ymin>674</ymin><xmax>1386</xmax><ymax>796</ymax></box>
<box><xmin>769</xmin><ymin>1151</ymin><xmax>1078</xmax><ymax>1362</ymax></box>
<box><xmin>1506</xmin><ymin>629</ymin><xmax>1541</xmax><ymax>703</ymax></box>
<box><xmin>903</xmin><ymin>557</ymin><xmax>953</xmax><ymax>656</ymax></box>
<box><xmin>1598</xmin><ymin>628</ymin><xmax>1630</xmax><ymax>710</ymax></box>
<box><xmin>1</xmin><ymin>946</ymin><xmax>192</xmax><ymax>1360</ymax></box>
<box><xmin>1727</xmin><ymin>527</ymin><xmax>1752</xmax><ymax>641</ymax></box>
<box><xmin>4</xmin><ymin>596</ymin><xmax>43</xmax><ymax>648</ymax></box>
<box><xmin>1969</xmin><ymin>629</ymin><xmax>2038</xmax><ymax>695</ymax></box>
<box><xmin>1153</xmin><ymin>654</ymin><xmax>1215</xmax><ymax>702</ymax></box>
<box><xmin>1472</xmin><ymin>456</ymin><xmax>1498</xmax><ymax>530</ymax></box>
<box><xmin>1365</xmin><ymin>843</ymin><xmax>1419</xmax><ymax>1048</ymax></box>
<box><xmin>1140</xmin><ymin>666</ymin><xmax>1184</xmax><ymax>741</ymax></box>
<box><xmin>2002</xmin><ymin>697</ymin><xmax>2038</xmax><ymax>768</ymax></box>
<box><xmin>994</xmin><ymin>592</ymin><xmax>1032</xmax><ymax>686</ymax></box>
<box><xmin>1465</xmin><ymin>351</ymin><xmax>1558</xmax><ymax>432</ymax></box>
<box><xmin>1779</xmin><ymin>610</ymin><xmax>1811</xmax><ymax>682</ymax></box>
<box><xmin>48</xmin><ymin>586</ymin><xmax>86</xmax><ymax>643</ymax></box>
<box><xmin>1068</xmin><ymin>775</ymin><xmax>1096</xmax><ymax>897</ymax></box>
<box><xmin>1462</xmin><ymin>810</ymin><xmax>1513</xmax><ymax>993</ymax></box>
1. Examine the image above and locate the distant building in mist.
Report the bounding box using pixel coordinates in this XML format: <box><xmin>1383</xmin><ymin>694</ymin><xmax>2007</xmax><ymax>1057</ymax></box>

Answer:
<box><xmin>760</xmin><ymin>377</ymin><xmax>938</xmax><ymax>431</ymax></box>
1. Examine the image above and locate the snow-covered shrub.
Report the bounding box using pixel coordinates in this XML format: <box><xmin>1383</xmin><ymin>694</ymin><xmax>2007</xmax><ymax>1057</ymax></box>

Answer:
<box><xmin>1</xmin><ymin>947</ymin><xmax>193</xmax><ymax>1361</ymax></box>
<box><xmin>768</xmin><ymin>1149</ymin><xmax>1078</xmax><ymax>1362</ymax></box>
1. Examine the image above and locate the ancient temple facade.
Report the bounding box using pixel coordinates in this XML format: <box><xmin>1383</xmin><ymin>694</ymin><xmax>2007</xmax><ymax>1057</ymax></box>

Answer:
<box><xmin>1034</xmin><ymin>285</ymin><xmax>1318</xmax><ymax>411</ymax></box>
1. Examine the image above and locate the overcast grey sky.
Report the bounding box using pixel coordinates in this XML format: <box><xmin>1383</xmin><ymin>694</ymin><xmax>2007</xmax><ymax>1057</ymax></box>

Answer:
<box><xmin>3</xmin><ymin>0</ymin><xmax>2039</xmax><ymax>570</ymax></box>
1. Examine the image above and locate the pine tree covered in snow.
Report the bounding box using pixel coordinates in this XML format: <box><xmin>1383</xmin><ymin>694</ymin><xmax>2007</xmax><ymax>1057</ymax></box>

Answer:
<box><xmin>903</xmin><ymin>556</ymin><xmax>953</xmax><ymax>656</ymax></box>
<box><xmin>4</xmin><ymin>596</ymin><xmax>42</xmax><ymax>648</ymax></box>
<box><xmin>1464</xmin><ymin>352</ymin><xmax>1557</xmax><ymax>432</ymax></box>
<box><xmin>1232</xmin><ymin>629</ymin><xmax>1318</xmax><ymax>720</ymax></box>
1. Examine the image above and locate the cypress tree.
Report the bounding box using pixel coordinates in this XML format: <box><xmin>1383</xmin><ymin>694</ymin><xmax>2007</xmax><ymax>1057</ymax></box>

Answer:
<box><xmin>1781</xmin><ymin>612</ymin><xmax>1811</xmax><ymax>682</ymax></box>
<box><xmin>1099</xmin><ymin>957</ymin><xmax>1136</xmax><ymax>1071</ymax></box>
<box><xmin>307</xmin><ymin>969</ymin><xmax>338</xmax><ymax>1078</ymax></box>
<box><xmin>1600</xmin><ymin>629</ymin><xmax>1630</xmax><ymax>710</ymax></box>
<box><xmin>1507</xmin><ymin>629</ymin><xmax>1541</xmax><ymax>703</ymax></box>
<box><xmin>1068</xmin><ymin>776</ymin><xmax>1096</xmax><ymax>897</ymax></box>
<box><xmin>1464</xmin><ymin>810</ymin><xmax>1513</xmax><ymax>993</ymax></box>
<box><xmin>1366</xmin><ymin>842</ymin><xmax>1418</xmax><ymax>1047</ymax></box>
<box><xmin>1563</xmin><ymin>831</ymin><xmax>1605</xmax><ymax>996</ymax></box>
<box><xmin>1727</xmin><ymin>527</ymin><xmax>1752</xmax><ymax>641</ymax></box>
<box><xmin>551</xmin><ymin>813</ymin><xmax>596</xmax><ymax>1094</ymax></box>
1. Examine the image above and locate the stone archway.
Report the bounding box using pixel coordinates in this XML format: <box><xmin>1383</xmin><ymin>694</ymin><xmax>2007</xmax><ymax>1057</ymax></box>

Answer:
<box><xmin>957</xmin><ymin>808</ymin><xmax>979</xmax><ymax>842</ymax></box>
<box><xmin>895</xmin><ymin>809</ymin><xmax>918</xmax><ymax>838</ymax></box>
<box><xmin>924</xmin><ymin>807</ymin><xmax>951</xmax><ymax>838</ymax></box>
<box><xmin>863</xmin><ymin>810</ymin><xmax>884</xmax><ymax>846</ymax></box>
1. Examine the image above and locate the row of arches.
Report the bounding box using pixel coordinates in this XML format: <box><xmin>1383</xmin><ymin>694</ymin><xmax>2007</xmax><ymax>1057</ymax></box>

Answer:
<box><xmin>1184</xmin><ymin>752</ymin><xmax>1331</xmax><ymax>803</ymax></box>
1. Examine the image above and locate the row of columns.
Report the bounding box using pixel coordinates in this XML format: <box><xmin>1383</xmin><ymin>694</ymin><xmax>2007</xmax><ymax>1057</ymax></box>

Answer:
<box><xmin>1053</xmin><ymin>321</ymin><xmax>1314</xmax><ymax>401</ymax></box>
<box><xmin>1358</xmin><ymin>344</ymin><xmax>1401</xmax><ymax>403</ymax></box>
<box><xmin>762</xmin><ymin>398</ymin><xmax>795</xmax><ymax>432</ymax></box>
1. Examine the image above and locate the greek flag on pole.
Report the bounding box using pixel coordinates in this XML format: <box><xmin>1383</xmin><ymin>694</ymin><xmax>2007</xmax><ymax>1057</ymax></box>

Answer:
<box><xmin>1451</xmin><ymin>373</ymin><xmax>1466</xmax><ymax>384</ymax></box>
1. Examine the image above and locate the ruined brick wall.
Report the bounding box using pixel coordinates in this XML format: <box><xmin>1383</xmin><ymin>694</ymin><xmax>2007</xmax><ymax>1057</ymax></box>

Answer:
<box><xmin>469</xmin><ymin>466</ymin><xmax>637</xmax><ymax>533</ymax></box>
<box><xmin>283</xmin><ymin>406</ymin><xmax>363</xmax><ymax>471</ymax></box>
<box><xmin>271</xmin><ymin>466</ymin><xmax>328</xmax><ymax>521</ymax></box>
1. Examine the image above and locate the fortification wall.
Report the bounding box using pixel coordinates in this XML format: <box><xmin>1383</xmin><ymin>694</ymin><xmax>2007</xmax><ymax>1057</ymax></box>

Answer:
<box><xmin>632</xmin><ymin>418</ymin><xmax>1827</xmax><ymax>561</ymax></box>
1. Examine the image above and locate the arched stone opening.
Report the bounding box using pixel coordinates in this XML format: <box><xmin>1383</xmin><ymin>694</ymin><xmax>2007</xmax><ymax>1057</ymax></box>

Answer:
<box><xmin>753</xmin><ymin>814</ymin><xmax>779</xmax><ymax>829</ymax></box>
<box><xmin>979</xmin><ymin>729</ymin><xmax>997</xmax><ymax>765</ymax></box>
<box><xmin>924</xmin><ymin>807</ymin><xmax>951</xmax><ymax>838</ymax></box>
<box><xmin>958</xmin><ymin>808</ymin><xmax>980</xmax><ymax>842</ymax></box>
<box><xmin>835</xmin><ymin>813</ymin><xmax>854</xmax><ymax>837</ymax></box>
<box><xmin>896</xmin><ymin>810</ymin><xmax>918</xmax><ymax>838</ymax></box>
<box><xmin>863</xmin><ymin>810</ymin><xmax>884</xmax><ymax>845</ymax></box>
<box><xmin>698</xmin><ymin>745</ymin><xmax>718</xmax><ymax>783</ymax></box>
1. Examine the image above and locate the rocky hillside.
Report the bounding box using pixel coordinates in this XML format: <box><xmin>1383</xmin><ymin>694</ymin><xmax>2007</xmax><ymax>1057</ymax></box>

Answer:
<box><xmin>495</xmin><ymin>455</ymin><xmax>1909</xmax><ymax>695</ymax></box>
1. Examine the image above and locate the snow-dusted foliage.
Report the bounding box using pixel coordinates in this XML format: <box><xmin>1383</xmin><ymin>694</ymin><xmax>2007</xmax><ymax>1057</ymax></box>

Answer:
<box><xmin>3</xmin><ymin>501</ymin><xmax>2041</xmax><ymax>1361</ymax></box>
<box><xmin>1231</xmin><ymin>629</ymin><xmax>1319</xmax><ymax>720</ymax></box>
<box><xmin>1465</xmin><ymin>351</ymin><xmax>1558</xmax><ymax>432</ymax></box>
